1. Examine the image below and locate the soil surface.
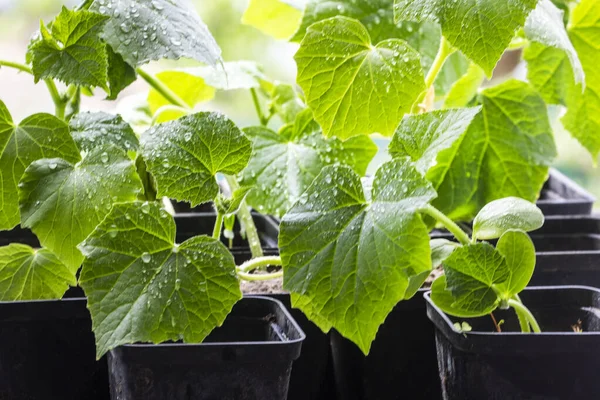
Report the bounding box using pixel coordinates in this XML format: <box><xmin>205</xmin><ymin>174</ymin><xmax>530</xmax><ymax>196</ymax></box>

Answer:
<box><xmin>241</xmin><ymin>276</ymin><xmax>285</xmax><ymax>295</ymax></box>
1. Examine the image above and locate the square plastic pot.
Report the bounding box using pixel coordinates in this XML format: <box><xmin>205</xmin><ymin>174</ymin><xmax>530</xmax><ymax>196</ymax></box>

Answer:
<box><xmin>107</xmin><ymin>296</ymin><xmax>305</xmax><ymax>400</ymax></box>
<box><xmin>538</xmin><ymin>169</ymin><xmax>595</xmax><ymax>215</ymax></box>
<box><xmin>0</xmin><ymin>290</ymin><xmax>109</xmax><ymax>400</ymax></box>
<box><xmin>425</xmin><ymin>286</ymin><xmax>600</xmax><ymax>399</ymax></box>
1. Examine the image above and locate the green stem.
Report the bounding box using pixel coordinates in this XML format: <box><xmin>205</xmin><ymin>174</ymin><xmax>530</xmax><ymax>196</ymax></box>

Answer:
<box><xmin>151</xmin><ymin>105</ymin><xmax>190</xmax><ymax>125</ymax></box>
<box><xmin>422</xmin><ymin>205</ymin><xmax>471</xmax><ymax>246</ymax></box>
<box><xmin>136</xmin><ymin>68</ymin><xmax>189</xmax><ymax>110</ymax></box>
<box><xmin>225</xmin><ymin>175</ymin><xmax>264</xmax><ymax>258</ymax></box>
<box><xmin>425</xmin><ymin>36</ymin><xmax>455</xmax><ymax>90</ymax></box>
<box><xmin>514</xmin><ymin>306</ymin><xmax>531</xmax><ymax>333</ymax></box>
<box><xmin>0</xmin><ymin>60</ymin><xmax>32</xmax><ymax>74</ymax></box>
<box><xmin>507</xmin><ymin>299</ymin><xmax>541</xmax><ymax>333</ymax></box>
<box><xmin>250</xmin><ymin>88</ymin><xmax>268</xmax><ymax>126</ymax></box>
<box><xmin>238</xmin><ymin>270</ymin><xmax>283</xmax><ymax>281</ymax></box>
<box><xmin>237</xmin><ymin>256</ymin><xmax>282</xmax><ymax>273</ymax></box>
<box><xmin>213</xmin><ymin>213</ymin><xmax>224</xmax><ymax>240</ymax></box>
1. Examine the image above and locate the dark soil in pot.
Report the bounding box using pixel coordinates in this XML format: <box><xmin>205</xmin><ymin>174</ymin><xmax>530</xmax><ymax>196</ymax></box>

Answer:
<box><xmin>107</xmin><ymin>296</ymin><xmax>304</xmax><ymax>400</ymax></box>
<box><xmin>330</xmin><ymin>289</ymin><xmax>441</xmax><ymax>400</ymax></box>
<box><xmin>241</xmin><ymin>272</ymin><xmax>337</xmax><ymax>400</ymax></box>
<box><xmin>425</xmin><ymin>286</ymin><xmax>600</xmax><ymax>400</ymax></box>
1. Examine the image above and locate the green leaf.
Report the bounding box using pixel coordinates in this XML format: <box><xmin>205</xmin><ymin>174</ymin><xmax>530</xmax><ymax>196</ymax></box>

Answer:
<box><xmin>280</xmin><ymin>158</ymin><xmax>435</xmax><ymax>354</ymax></box>
<box><xmin>140</xmin><ymin>112</ymin><xmax>252</xmax><ymax>207</ymax></box>
<box><xmin>147</xmin><ymin>71</ymin><xmax>216</xmax><ymax>122</ymax></box>
<box><xmin>295</xmin><ymin>16</ymin><xmax>425</xmax><ymax>139</ymax></box>
<box><xmin>495</xmin><ymin>230</ymin><xmax>536</xmax><ymax>297</ymax></box>
<box><xmin>443</xmin><ymin>63</ymin><xmax>486</xmax><ymax>108</ymax></box>
<box><xmin>0</xmin><ymin>244</ymin><xmax>76</xmax><ymax>301</ymax></box>
<box><xmin>430</xmin><ymin>80</ymin><xmax>557</xmax><ymax>221</ymax></box>
<box><xmin>29</xmin><ymin>7</ymin><xmax>109</xmax><ymax>89</ymax></box>
<box><xmin>441</xmin><ymin>243</ymin><xmax>508</xmax><ymax>317</ymax></box>
<box><xmin>90</xmin><ymin>0</ymin><xmax>222</xmax><ymax>67</ymax></box>
<box><xmin>240</xmin><ymin>110</ymin><xmax>377</xmax><ymax>217</ymax></box>
<box><xmin>473</xmin><ymin>197</ymin><xmax>544</xmax><ymax>240</ymax></box>
<box><xmin>69</xmin><ymin>111</ymin><xmax>139</xmax><ymax>153</ymax></box>
<box><xmin>242</xmin><ymin>0</ymin><xmax>304</xmax><ymax>39</ymax></box>
<box><xmin>524</xmin><ymin>0</ymin><xmax>584</xmax><ymax>86</ymax></box>
<box><xmin>562</xmin><ymin>0</ymin><xmax>600</xmax><ymax>159</ymax></box>
<box><xmin>430</xmin><ymin>238</ymin><xmax>459</xmax><ymax>268</ymax></box>
<box><xmin>434</xmin><ymin>52</ymin><xmax>470</xmax><ymax>97</ymax></box>
<box><xmin>394</xmin><ymin>0</ymin><xmax>538</xmax><ymax>76</ymax></box>
<box><xmin>268</xmin><ymin>83</ymin><xmax>306</xmax><ymax>124</ymax></box>
<box><xmin>19</xmin><ymin>147</ymin><xmax>143</xmax><ymax>272</ymax></box>
<box><xmin>106</xmin><ymin>45</ymin><xmax>136</xmax><ymax>100</ymax></box>
<box><xmin>0</xmin><ymin>102</ymin><xmax>80</xmax><ymax>230</ymax></box>
<box><xmin>388</xmin><ymin>108</ymin><xmax>481</xmax><ymax>175</ymax></box>
<box><xmin>524</xmin><ymin>44</ymin><xmax>573</xmax><ymax>105</ymax></box>
<box><xmin>215</xmin><ymin>186</ymin><xmax>253</xmax><ymax>216</ymax></box>
<box><xmin>79</xmin><ymin>201</ymin><xmax>241</xmax><ymax>358</ymax></box>
<box><xmin>430</xmin><ymin>275</ymin><xmax>488</xmax><ymax>318</ymax></box>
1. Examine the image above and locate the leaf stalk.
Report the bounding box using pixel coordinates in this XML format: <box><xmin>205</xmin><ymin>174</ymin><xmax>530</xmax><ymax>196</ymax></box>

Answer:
<box><xmin>507</xmin><ymin>298</ymin><xmax>541</xmax><ymax>333</ymax></box>
<box><xmin>136</xmin><ymin>67</ymin><xmax>189</xmax><ymax>110</ymax></box>
<box><xmin>422</xmin><ymin>205</ymin><xmax>471</xmax><ymax>246</ymax></box>
<box><xmin>225</xmin><ymin>175</ymin><xmax>264</xmax><ymax>258</ymax></box>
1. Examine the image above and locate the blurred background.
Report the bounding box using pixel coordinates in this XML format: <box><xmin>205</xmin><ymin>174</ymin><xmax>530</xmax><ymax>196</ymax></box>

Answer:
<box><xmin>0</xmin><ymin>0</ymin><xmax>598</xmax><ymax>203</ymax></box>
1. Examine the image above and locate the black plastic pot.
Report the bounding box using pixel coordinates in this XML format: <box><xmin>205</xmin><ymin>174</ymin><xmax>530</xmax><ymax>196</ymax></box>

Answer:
<box><xmin>0</xmin><ymin>289</ymin><xmax>109</xmax><ymax>400</ymax></box>
<box><xmin>538</xmin><ymin>169</ymin><xmax>595</xmax><ymax>215</ymax></box>
<box><xmin>107</xmin><ymin>296</ymin><xmax>304</xmax><ymax>400</ymax></box>
<box><xmin>175</xmin><ymin>212</ymin><xmax>279</xmax><ymax>252</ymax></box>
<box><xmin>330</xmin><ymin>289</ymin><xmax>440</xmax><ymax>400</ymax></box>
<box><xmin>425</xmin><ymin>286</ymin><xmax>600</xmax><ymax>399</ymax></box>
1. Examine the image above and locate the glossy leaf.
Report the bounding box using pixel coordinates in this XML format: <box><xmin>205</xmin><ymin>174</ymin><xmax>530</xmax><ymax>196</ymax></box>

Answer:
<box><xmin>430</xmin><ymin>275</ymin><xmax>489</xmax><ymax>318</ymax></box>
<box><xmin>0</xmin><ymin>102</ymin><xmax>80</xmax><ymax>230</ymax></box>
<box><xmin>394</xmin><ymin>0</ymin><xmax>537</xmax><ymax>76</ymax></box>
<box><xmin>495</xmin><ymin>230</ymin><xmax>536</xmax><ymax>296</ymax></box>
<box><xmin>29</xmin><ymin>7</ymin><xmax>109</xmax><ymax>89</ymax></box>
<box><xmin>140</xmin><ymin>112</ymin><xmax>252</xmax><ymax>207</ymax></box>
<box><xmin>90</xmin><ymin>0</ymin><xmax>222</xmax><ymax>67</ymax></box>
<box><xmin>295</xmin><ymin>16</ymin><xmax>425</xmax><ymax>139</ymax></box>
<box><xmin>69</xmin><ymin>111</ymin><xmax>139</xmax><ymax>153</ymax></box>
<box><xmin>241</xmin><ymin>110</ymin><xmax>377</xmax><ymax>217</ymax></box>
<box><xmin>280</xmin><ymin>159</ymin><xmax>435</xmax><ymax>354</ymax></box>
<box><xmin>430</xmin><ymin>238</ymin><xmax>459</xmax><ymax>268</ymax></box>
<box><xmin>473</xmin><ymin>197</ymin><xmax>544</xmax><ymax>240</ymax></box>
<box><xmin>106</xmin><ymin>46</ymin><xmax>137</xmax><ymax>100</ymax></box>
<box><xmin>389</xmin><ymin>108</ymin><xmax>481</xmax><ymax>175</ymax></box>
<box><xmin>19</xmin><ymin>147</ymin><xmax>143</xmax><ymax>272</ymax></box>
<box><xmin>0</xmin><ymin>244</ymin><xmax>76</xmax><ymax>300</ymax></box>
<box><xmin>192</xmin><ymin>61</ymin><xmax>267</xmax><ymax>91</ymax></box>
<box><xmin>79</xmin><ymin>201</ymin><xmax>241</xmax><ymax>358</ymax></box>
<box><xmin>430</xmin><ymin>80</ymin><xmax>556</xmax><ymax>221</ymax></box>
<box><xmin>443</xmin><ymin>64</ymin><xmax>486</xmax><ymax>108</ymax></box>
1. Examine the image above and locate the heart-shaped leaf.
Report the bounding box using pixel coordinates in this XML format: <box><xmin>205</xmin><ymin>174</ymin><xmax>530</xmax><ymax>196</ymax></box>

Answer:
<box><xmin>295</xmin><ymin>16</ymin><xmax>425</xmax><ymax>139</ymax></box>
<box><xmin>140</xmin><ymin>112</ymin><xmax>252</xmax><ymax>206</ymax></box>
<box><xmin>0</xmin><ymin>101</ymin><xmax>80</xmax><ymax>230</ymax></box>
<box><xmin>19</xmin><ymin>147</ymin><xmax>142</xmax><ymax>272</ymax></box>
<box><xmin>79</xmin><ymin>201</ymin><xmax>241</xmax><ymax>358</ymax></box>
<box><xmin>69</xmin><ymin>111</ymin><xmax>139</xmax><ymax>153</ymax></box>
<box><xmin>280</xmin><ymin>158</ymin><xmax>435</xmax><ymax>354</ymax></box>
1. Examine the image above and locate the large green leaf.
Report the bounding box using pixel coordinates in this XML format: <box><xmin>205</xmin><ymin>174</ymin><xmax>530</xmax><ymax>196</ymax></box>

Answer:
<box><xmin>472</xmin><ymin>197</ymin><xmax>544</xmax><ymax>240</ymax></box>
<box><xmin>29</xmin><ymin>7</ymin><xmax>109</xmax><ymax>89</ymax></box>
<box><xmin>240</xmin><ymin>110</ymin><xmax>377</xmax><ymax>217</ymax></box>
<box><xmin>243</xmin><ymin>0</ymin><xmax>304</xmax><ymax>39</ymax></box>
<box><xmin>140</xmin><ymin>112</ymin><xmax>252</xmax><ymax>206</ymax></box>
<box><xmin>79</xmin><ymin>201</ymin><xmax>241</xmax><ymax>358</ymax></box>
<box><xmin>524</xmin><ymin>0</ymin><xmax>584</xmax><ymax>86</ymax></box>
<box><xmin>562</xmin><ymin>0</ymin><xmax>600</xmax><ymax>159</ymax></box>
<box><xmin>19</xmin><ymin>147</ymin><xmax>142</xmax><ymax>272</ymax></box>
<box><xmin>295</xmin><ymin>16</ymin><xmax>425</xmax><ymax>139</ymax></box>
<box><xmin>90</xmin><ymin>0</ymin><xmax>222</xmax><ymax>67</ymax></box>
<box><xmin>280</xmin><ymin>158</ymin><xmax>435</xmax><ymax>354</ymax></box>
<box><xmin>430</xmin><ymin>80</ymin><xmax>557</xmax><ymax>221</ymax></box>
<box><xmin>0</xmin><ymin>244</ymin><xmax>76</xmax><ymax>300</ymax></box>
<box><xmin>524</xmin><ymin>43</ymin><xmax>573</xmax><ymax>105</ymax></box>
<box><xmin>0</xmin><ymin>102</ymin><xmax>80</xmax><ymax>230</ymax></box>
<box><xmin>388</xmin><ymin>108</ymin><xmax>481</xmax><ymax>175</ymax></box>
<box><xmin>69</xmin><ymin>111</ymin><xmax>139</xmax><ymax>153</ymax></box>
<box><xmin>394</xmin><ymin>0</ymin><xmax>538</xmax><ymax>76</ymax></box>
